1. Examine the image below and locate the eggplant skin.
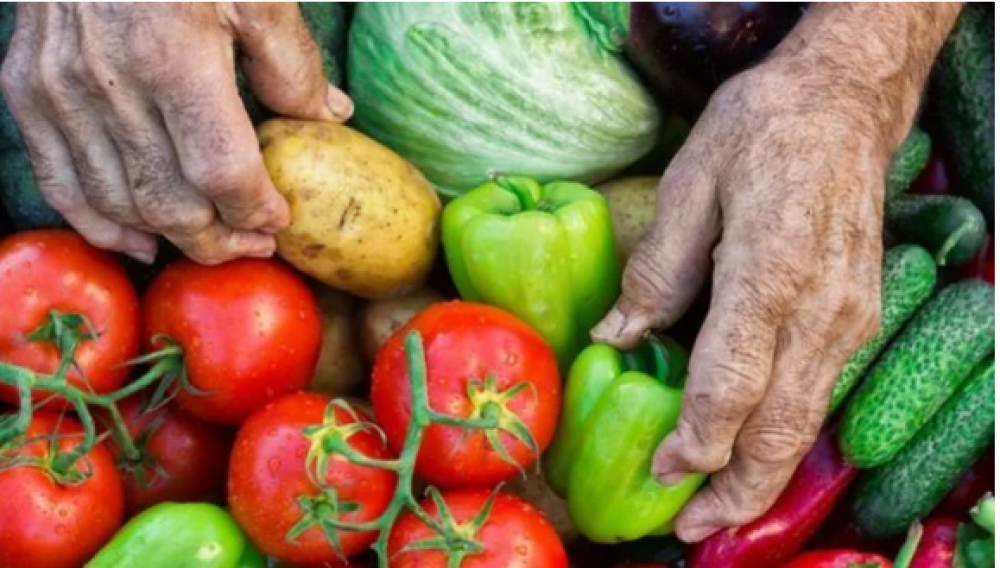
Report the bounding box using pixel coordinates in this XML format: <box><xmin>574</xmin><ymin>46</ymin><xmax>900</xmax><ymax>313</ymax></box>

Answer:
<box><xmin>627</xmin><ymin>2</ymin><xmax>807</xmax><ymax>120</ymax></box>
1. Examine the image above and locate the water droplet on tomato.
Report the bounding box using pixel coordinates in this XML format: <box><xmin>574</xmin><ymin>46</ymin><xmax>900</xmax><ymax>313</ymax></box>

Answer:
<box><xmin>54</xmin><ymin>524</ymin><xmax>68</xmax><ymax>536</ymax></box>
<box><xmin>295</xmin><ymin>446</ymin><xmax>306</xmax><ymax>459</ymax></box>
<box><xmin>267</xmin><ymin>456</ymin><xmax>281</xmax><ymax>475</ymax></box>
<box><xmin>56</xmin><ymin>508</ymin><xmax>68</xmax><ymax>519</ymax></box>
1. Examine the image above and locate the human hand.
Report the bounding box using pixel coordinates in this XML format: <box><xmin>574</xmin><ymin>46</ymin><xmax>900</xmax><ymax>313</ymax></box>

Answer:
<box><xmin>1</xmin><ymin>3</ymin><xmax>352</xmax><ymax>264</ymax></box>
<box><xmin>592</xmin><ymin>62</ymin><xmax>888</xmax><ymax>542</ymax></box>
<box><xmin>592</xmin><ymin>2</ymin><xmax>962</xmax><ymax>542</ymax></box>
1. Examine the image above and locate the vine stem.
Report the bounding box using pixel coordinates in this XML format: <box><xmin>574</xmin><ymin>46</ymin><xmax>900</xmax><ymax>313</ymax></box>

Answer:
<box><xmin>0</xmin><ymin>312</ymin><xmax>183</xmax><ymax>476</ymax></box>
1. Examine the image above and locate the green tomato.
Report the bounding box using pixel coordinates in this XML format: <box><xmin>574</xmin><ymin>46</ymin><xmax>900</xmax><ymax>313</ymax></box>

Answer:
<box><xmin>87</xmin><ymin>503</ymin><xmax>263</xmax><ymax>568</ymax></box>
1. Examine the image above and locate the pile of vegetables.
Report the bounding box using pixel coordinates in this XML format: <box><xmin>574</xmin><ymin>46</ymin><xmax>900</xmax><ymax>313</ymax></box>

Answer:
<box><xmin>0</xmin><ymin>2</ymin><xmax>995</xmax><ymax>568</ymax></box>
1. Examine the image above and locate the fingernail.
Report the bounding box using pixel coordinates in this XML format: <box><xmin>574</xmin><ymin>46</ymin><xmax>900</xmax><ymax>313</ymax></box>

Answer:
<box><xmin>677</xmin><ymin>524</ymin><xmax>719</xmax><ymax>544</ymax></box>
<box><xmin>590</xmin><ymin>306</ymin><xmax>626</xmax><ymax>343</ymax></box>
<box><xmin>326</xmin><ymin>84</ymin><xmax>354</xmax><ymax>121</ymax></box>
<box><xmin>128</xmin><ymin>249</ymin><xmax>156</xmax><ymax>265</ymax></box>
<box><xmin>657</xmin><ymin>471</ymin><xmax>689</xmax><ymax>486</ymax></box>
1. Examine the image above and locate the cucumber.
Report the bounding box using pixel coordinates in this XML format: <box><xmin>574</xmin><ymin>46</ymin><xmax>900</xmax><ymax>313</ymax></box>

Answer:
<box><xmin>838</xmin><ymin>280</ymin><xmax>995</xmax><ymax>468</ymax></box>
<box><xmin>886</xmin><ymin>194</ymin><xmax>987</xmax><ymax>266</ymax></box>
<box><xmin>931</xmin><ymin>6</ymin><xmax>994</xmax><ymax>227</ymax></box>
<box><xmin>828</xmin><ymin>245</ymin><xmax>937</xmax><ymax>412</ymax></box>
<box><xmin>850</xmin><ymin>359</ymin><xmax>995</xmax><ymax>538</ymax></box>
<box><xmin>886</xmin><ymin>128</ymin><xmax>932</xmax><ymax>197</ymax></box>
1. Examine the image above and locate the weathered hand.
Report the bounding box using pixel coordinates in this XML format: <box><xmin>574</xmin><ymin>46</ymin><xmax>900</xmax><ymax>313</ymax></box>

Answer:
<box><xmin>592</xmin><ymin>2</ymin><xmax>961</xmax><ymax>543</ymax></box>
<box><xmin>1</xmin><ymin>3</ymin><xmax>352</xmax><ymax>264</ymax></box>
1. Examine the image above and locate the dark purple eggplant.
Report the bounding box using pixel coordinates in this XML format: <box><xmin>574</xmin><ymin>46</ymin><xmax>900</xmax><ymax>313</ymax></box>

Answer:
<box><xmin>627</xmin><ymin>3</ymin><xmax>807</xmax><ymax>121</ymax></box>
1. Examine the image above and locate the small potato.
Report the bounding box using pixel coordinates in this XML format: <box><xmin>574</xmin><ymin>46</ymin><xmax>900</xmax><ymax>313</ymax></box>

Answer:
<box><xmin>356</xmin><ymin>287</ymin><xmax>444</xmax><ymax>363</ymax></box>
<box><xmin>259</xmin><ymin>120</ymin><xmax>442</xmax><ymax>300</ymax></box>
<box><xmin>308</xmin><ymin>285</ymin><xmax>367</xmax><ymax>397</ymax></box>
<box><xmin>596</xmin><ymin>177</ymin><xmax>659</xmax><ymax>262</ymax></box>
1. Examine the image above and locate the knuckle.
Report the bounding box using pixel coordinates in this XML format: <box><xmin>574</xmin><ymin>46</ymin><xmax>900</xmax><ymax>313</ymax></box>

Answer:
<box><xmin>39</xmin><ymin>182</ymin><xmax>84</xmax><ymax>213</ymax></box>
<box><xmin>187</xmin><ymin>155</ymin><xmax>254</xmax><ymax>198</ymax></box>
<box><xmin>183</xmin><ymin>238</ymin><xmax>231</xmax><ymax>267</ymax></box>
<box><xmin>674</xmin><ymin>416</ymin><xmax>732</xmax><ymax>472</ymax></box>
<box><xmin>623</xmin><ymin>245</ymin><xmax>677</xmax><ymax>307</ymax></box>
<box><xmin>740</xmin><ymin>424</ymin><xmax>809</xmax><ymax>465</ymax></box>
<box><xmin>701</xmin><ymin>360</ymin><xmax>769</xmax><ymax>414</ymax></box>
<box><xmin>137</xmin><ymin>190</ymin><xmax>213</xmax><ymax>233</ymax></box>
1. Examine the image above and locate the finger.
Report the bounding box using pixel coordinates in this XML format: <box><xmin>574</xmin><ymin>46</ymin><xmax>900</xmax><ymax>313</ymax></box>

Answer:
<box><xmin>108</xmin><ymin>95</ymin><xmax>276</xmax><ymax>265</ymax></box>
<box><xmin>229</xmin><ymin>3</ymin><xmax>352</xmax><ymax>121</ymax></box>
<box><xmin>651</xmin><ymin>239</ymin><xmax>808</xmax><ymax>485</ymax></box>
<box><xmin>591</xmin><ymin>143</ymin><xmax>721</xmax><ymax>348</ymax></box>
<box><xmin>153</xmin><ymin>56</ymin><xmax>290</xmax><ymax>234</ymax></box>
<box><xmin>672</xmin><ymin>312</ymin><xmax>828</xmax><ymax>543</ymax></box>
<box><xmin>1</xmin><ymin>15</ymin><xmax>156</xmax><ymax>262</ymax></box>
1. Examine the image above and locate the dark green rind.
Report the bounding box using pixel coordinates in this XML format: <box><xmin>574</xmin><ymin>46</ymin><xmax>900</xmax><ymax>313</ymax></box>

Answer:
<box><xmin>0</xmin><ymin>3</ymin><xmax>346</xmax><ymax>228</ymax></box>
<box><xmin>931</xmin><ymin>6</ymin><xmax>995</xmax><ymax>227</ymax></box>
<box><xmin>839</xmin><ymin>280</ymin><xmax>995</xmax><ymax>468</ymax></box>
<box><xmin>886</xmin><ymin>194</ymin><xmax>987</xmax><ymax>267</ymax></box>
<box><xmin>885</xmin><ymin>128</ymin><xmax>931</xmax><ymax>197</ymax></box>
<box><xmin>828</xmin><ymin>245</ymin><xmax>937</xmax><ymax>412</ymax></box>
<box><xmin>850</xmin><ymin>359</ymin><xmax>995</xmax><ymax>539</ymax></box>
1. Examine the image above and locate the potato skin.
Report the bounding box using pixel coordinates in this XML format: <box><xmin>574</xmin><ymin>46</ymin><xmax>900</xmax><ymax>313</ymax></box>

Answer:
<box><xmin>308</xmin><ymin>285</ymin><xmax>367</xmax><ymax>397</ymax></box>
<box><xmin>356</xmin><ymin>287</ymin><xmax>444</xmax><ymax>363</ymax></box>
<box><xmin>259</xmin><ymin>119</ymin><xmax>442</xmax><ymax>300</ymax></box>
<box><xmin>596</xmin><ymin>177</ymin><xmax>659</xmax><ymax>261</ymax></box>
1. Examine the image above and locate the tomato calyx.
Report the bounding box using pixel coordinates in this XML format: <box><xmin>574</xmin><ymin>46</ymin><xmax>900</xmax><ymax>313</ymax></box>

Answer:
<box><xmin>128</xmin><ymin>335</ymin><xmax>208</xmax><ymax>410</ymax></box>
<box><xmin>460</xmin><ymin>375</ymin><xmax>539</xmax><ymax>474</ymax></box>
<box><xmin>114</xmin><ymin>409</ymin><xmax>170</xmax><ymax>490</ymax></box>
<box><xmin>287</xmin><ymin>485</ymin><xmax>362</xmax><ymax>560</ymax></box>
<box><xmin>27</xmin><ymin>310</ymin><xmax>101</xmax><ymax>380</ymax></box>
<box><xmin>398</xmin><ymin>487</ymin><xmax>498</xmax><ymax>567</ymax></box>
<box><xmin>0</xmin><ymin>412</ymin><xmax>93</xmax><ymax>486</ymax></box>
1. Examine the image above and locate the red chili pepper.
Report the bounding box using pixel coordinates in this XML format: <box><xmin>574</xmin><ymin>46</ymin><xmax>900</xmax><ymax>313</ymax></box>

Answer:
<box><xmin>779</xmin><ymin>550</ymin><xmax>893</xmax><ymax>568</ymax></box>
<box><xmin>908</xmin><ymin>518</ymin><xmax>960</xmax><ymax>568</ymax></box>
<box><xmin>911</xmin><ymin>148</ymin><xmax>951</xmax><ymax>196</ymax></box>
<box><xmin>959</xmin><ymin>236</ymin><xmax>994</xmax><ymax>284</ymax></box>
<box><xmin>688</xmin><ymin>426</ymin><xmax>857</xmax><ymax>568</ymax></box>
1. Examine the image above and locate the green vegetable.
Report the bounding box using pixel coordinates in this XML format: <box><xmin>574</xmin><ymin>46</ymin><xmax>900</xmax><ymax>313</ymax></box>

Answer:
<box><xmin>828</xmin><ymin>245</ymin><xmax>937</xmax><ymax>412</ymax></box>
<box><xmin>956</xmin><ymin>493</ymin><xmax>996</xmax><ymax>568</ymax></box>
<box><xmin>544</xmin><ymin>337</ymin><xmax>704</xmax><ymax>543</ymax></box>
<box><xmin>931</xmin><ymin>6</ymin><xmax>994</xmax><ymax>228</ymax></box>
<box><xmin>885</xmin><ymin>128</ymin><xmax>932</xmax><ymax>197</ymax></box>
<box><xmin>887</xmin><ymin>194</ymin><xmax>987</xmax><ymax>266</ymax></box>
<box><xmin>839</xmin><ymin>280</ymin><xmax>995</xmax><ymax>468</ymax></box>
<box><xmin>850</xmin><ymin>359</ymin><xmax>995</xmax><ymax>538</ymax></box>
<box><xmin>0</xmin><ymin>3</ymin><xmax>348</xmax><ymax>229</ymax></box>
<box><xmin>442</xmin><ymin>176</ymin><xmax>621</xmax><ymax>366</ymax></box>
<box><xmin>348</xmin><ymin>2</ymin><xmax>661</xmax><ymax>198</ymax></box>
<box><xmin>87</xmin><ymin>503</ymin><xmax>264</xmax><ymax>568</ymax></box>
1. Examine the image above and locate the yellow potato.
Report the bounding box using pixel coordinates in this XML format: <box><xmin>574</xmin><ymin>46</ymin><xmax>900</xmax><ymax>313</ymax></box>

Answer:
<box><xmin>355</xmin><ymin>287</ymin><xmax>445</xmax><ymax>363</ymax></box>
<box><xmin>596</xmin><ymin>176</ymin><xmax>659</xmax><ymax>262</ymax></box>
<box><xmin>259</xmin><ymin>120</ymin><xmax>442</xmax><ymax>300</ymax></box>
<box><xmin>307</xmin><ymin>285</ymin><xmax>367</xmax><ymax>397</ymax></box>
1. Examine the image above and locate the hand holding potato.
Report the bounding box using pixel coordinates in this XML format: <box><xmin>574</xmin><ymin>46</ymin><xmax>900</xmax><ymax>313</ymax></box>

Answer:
<box><xmin>1</xmin><ymin>3</ymin><xmax>352</xmax><ymax>264</ymax></box>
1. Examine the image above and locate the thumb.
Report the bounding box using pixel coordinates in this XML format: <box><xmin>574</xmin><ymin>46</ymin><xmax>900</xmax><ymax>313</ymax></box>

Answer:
<box><xmin>592</xmin><ymin>157</ymin><xmax>721</xmax><ymax>348</ymax></box>
<box><xmin>229</xmin><ymin>4</ymin><xmax>353</xmax><ymax>122</ymax></box>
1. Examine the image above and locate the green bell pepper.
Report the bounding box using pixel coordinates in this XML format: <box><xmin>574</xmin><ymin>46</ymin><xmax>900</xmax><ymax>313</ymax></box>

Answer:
<box><xmin>87</xmin><ymin>502</ymin><xmax>265</xmax><ymax>568</ymax></box>
<box><xmin>441</xmin><ymin>176</ymin><xmax>621</xmax><ymax>366</ymax></box>
<box><xmin>544</xmin><ymin>337</ymin><xmax>705</xmax><ymax>543</ymax></box>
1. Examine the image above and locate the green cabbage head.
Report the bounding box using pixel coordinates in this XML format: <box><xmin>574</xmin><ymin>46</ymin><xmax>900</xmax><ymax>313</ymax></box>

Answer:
<box><xmin>349</xmin><ymin>2</ymin><xmax>661</xmax><ymax>198</ymax></box>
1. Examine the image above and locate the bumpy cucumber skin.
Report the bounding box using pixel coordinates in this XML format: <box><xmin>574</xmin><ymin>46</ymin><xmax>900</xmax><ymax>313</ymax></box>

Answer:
<box><xmin>839</xmin><ymin>280</ymin><xmax>995</xmax><ymax>468</ymax></box>
<box><xmin>886</xmin><ymin>194</ymin><xmax>987</xmax><ymax>267</ymax></box>
<box><xmin>828</xmin><ymin>245</ymin><xmax>937</xmax><ymax>412</ymax></box>
<box><xmin>931</xmin><ymin>6</ymin><xmax>994</xmax><ymax>227</ymax></box>
<box><xmin>886</xmin><ymin>129</ymin><xmax>932</xmax><ymax>197</ymax></box>
<box><xmin>850</xmin><ymin>359</ymin><xmax>995</xmax><ymax>539</ymax></box>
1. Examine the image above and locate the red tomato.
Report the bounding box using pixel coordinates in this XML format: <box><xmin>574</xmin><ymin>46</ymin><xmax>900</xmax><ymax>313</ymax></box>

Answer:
<box><xmin>0</xmin><ymin>411</ymin><xmax>125</xmax><ymax>568</ymax></box>
<box><xmin>141</xmin><ymin>258</ymin><xmax>322</xmax><ymax>424</ymax></box>
<box><xmin>110</xmin><ymin>394</ymin><xmax>234</xmax><ymax>515</ymax></box>
<box><xmin>388</xmin><ymin>489</ymin><xmax>567</xmax><ymax>568</ymax></box>
<box><xmin>371</xmin><ymin>302</ymin><xmax>561</xmax><ymax>488</ymax></box>
<box><xmin>0</xmin><ymin>230</ymin><xmax>139</xmax><ymax>408</ymax></box>
<box><xmin>229</xmin><ymin>392</ymin><xmax>396</xmax><ymax>565</ymax></box>
<box><xmin>780</xmin><ymin>550</ymin><xmax>892</xmax><ymax>568</ymax></box>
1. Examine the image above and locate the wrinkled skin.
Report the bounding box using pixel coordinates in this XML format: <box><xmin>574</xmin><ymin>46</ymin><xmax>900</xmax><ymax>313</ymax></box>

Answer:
<box><xmin>592</xmin><ymin>3</ymin><xmax>963</xmax><ymax>543</ymax></box>
<box><xmin>0</xmin><ymin>3</ymin><xmax>352</xmax><ymax>264</ymax></box>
